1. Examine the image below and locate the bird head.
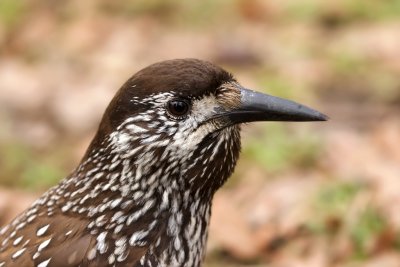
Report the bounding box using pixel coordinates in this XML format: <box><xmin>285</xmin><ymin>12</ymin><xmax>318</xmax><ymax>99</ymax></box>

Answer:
<box><xmin>87</xmin><ymin>59</ymin><xmax>327</xmax><ymax>198</ymax></box>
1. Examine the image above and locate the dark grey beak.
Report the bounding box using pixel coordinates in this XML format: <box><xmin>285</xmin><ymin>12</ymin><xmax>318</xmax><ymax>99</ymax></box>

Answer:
<box><xmin>227</xmin><ymin>87</ymin><xmax>328</xmax><ymax>123</ymax></box>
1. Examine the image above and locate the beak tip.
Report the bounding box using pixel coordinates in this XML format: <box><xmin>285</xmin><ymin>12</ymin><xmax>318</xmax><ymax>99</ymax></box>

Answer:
<box><xmin>288</xmin><ymin>107</ymin><xmax>329</xmax><ymax>122</ymax></box>
<box><xmin>292</xmin><ymin>105</ymin><xmax>329</xmax><ymax>122</ymax></box>
<box><xmin>315</xmin><ymin>112</ymin><xmax>329</xmax><ymax>122</ymax></box>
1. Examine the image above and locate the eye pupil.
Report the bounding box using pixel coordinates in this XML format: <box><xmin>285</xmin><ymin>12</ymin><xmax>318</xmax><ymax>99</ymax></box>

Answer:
<box><xmin>168</xmin><ymin>100</ymin><xmax>189</xmax><ymax>117</ymax></box>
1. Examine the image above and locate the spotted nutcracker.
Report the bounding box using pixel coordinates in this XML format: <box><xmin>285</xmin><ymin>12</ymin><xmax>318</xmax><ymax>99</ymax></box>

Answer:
<box><xmin>0</xmin><ymin>59</ymin><xmax>327</xmax><ymax>267</ymax></box>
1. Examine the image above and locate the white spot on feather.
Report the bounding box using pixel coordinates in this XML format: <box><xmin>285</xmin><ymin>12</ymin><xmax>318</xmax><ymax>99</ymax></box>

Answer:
<box><xmin>38</xmin><ymin>238</ymin><xmax>52</xmax><ymax>252</ymax></box>
<box><xmin>12</xmin><ymin>247</ymin><xmax>26</xmax><ymax>259</ymax></box>
<box><xmin>36</xmin><ymin>224</ymin><xmax>50</xmax><ymax>237</ymax></box>
<box><xmin>13</xmin><ymin>236</ymin><xmax>23</xmax><ymax>246</ymax></box>
<box><xmin>37</xmin><ymin>258</ymin><xmax>51</xmax><ymax>267</ymax></box>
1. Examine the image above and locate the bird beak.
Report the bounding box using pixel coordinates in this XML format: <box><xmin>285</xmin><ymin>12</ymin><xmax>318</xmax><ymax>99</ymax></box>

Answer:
<box><xmin>226</xmin><ymin>87</ymin><xmax>328</xmax><ymax>123</ymax></box>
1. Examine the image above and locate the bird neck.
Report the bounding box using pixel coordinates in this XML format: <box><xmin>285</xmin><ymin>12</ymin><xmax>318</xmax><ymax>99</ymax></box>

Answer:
<box><xmin>43</xmin><ymin>125</ymin><xmax>240</xmax><ymax>266</ymax></box>
<box><xmin>45</xmin><ymin>142</ymin><xmax>215</xmax><ymax>266</ymax></box>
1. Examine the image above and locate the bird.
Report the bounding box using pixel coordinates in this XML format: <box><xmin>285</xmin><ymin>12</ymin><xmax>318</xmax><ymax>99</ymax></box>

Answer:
<box><xmin>0</xmin><ymin>58</ymin><xmax>327</xmax><ymax>267</ymax></box>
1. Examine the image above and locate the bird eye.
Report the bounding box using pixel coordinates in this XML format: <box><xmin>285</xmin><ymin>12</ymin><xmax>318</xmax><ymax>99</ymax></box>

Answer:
<box><xmin>167</xmin><ymin>99</ymin><xmax>190</xmax><ymax>118</ymax></box>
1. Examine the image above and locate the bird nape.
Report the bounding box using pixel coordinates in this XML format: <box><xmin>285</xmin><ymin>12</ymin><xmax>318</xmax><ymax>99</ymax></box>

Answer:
<box><xmin>0</xmin><ymin>59</ymin><xmax>327</xmax><ymax>267</ymax></box>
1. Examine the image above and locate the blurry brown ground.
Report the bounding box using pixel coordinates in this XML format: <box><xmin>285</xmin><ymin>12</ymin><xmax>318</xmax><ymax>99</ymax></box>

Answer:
<box><xmin>1</xmin><ymin>0</ymin><xmax>400</xmax><ymax>266</ymax></box>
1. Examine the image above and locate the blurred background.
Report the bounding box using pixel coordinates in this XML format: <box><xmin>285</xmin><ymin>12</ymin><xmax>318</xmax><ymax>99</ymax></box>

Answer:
<box><xmin>0</xmin><ymin>0</ymin><xmax>400</xmax><ymax>266</ymax></box>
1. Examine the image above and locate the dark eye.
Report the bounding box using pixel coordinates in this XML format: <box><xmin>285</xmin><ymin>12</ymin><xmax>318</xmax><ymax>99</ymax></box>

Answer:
<box><xmin>167</xmin><ymin>99</ymin><xmax>190</xmax><ymax>118</ymax></box>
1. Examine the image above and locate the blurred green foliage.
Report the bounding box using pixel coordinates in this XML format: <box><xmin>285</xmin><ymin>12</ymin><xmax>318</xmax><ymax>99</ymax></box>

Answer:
<box><xmin>351</xmin><ymin>207</ymin><xmax>387</xmax><ymax>259</ymax></box>
<box><xmin>308</xmin><ymin>181</ymin><xmax>392</xmax><ymax>260</ymax></box>
<box><xmin>326</xmin><ymin>51</ymin><xmax>400</xmax><ymax>103</ymax></box>
<box><xmin>0</xmin><ymin>142</ymin><xmax>65</xmax><ymax>191</ymax></box>
<box><xmin>0</xmin><ymin>0</ymin><xmax>25</xmax><ymax>29</ymax></box>
<box><xmin>243</xmin><ymin>124</ymin><xmax>322</xmax><ymax>174</ymax></box>
<box><xmin>318</xmin><ymin>182</ymin><xmax>361</xmax><ymax>215</ymax></box>
<box><xmin>286</xmin><ymin>0</ymin><xmax>400</xmax><ymax>23</ymax></box>
<box><xmin>98</xmin><ymin>0</ymin><xmax>236</xmax><ymax>26</ymax></box>
<box><xmin>307</xmin><ymin>181</ymin><xmax>361</xmax><ymax>233</ymax></box>
<box><xmin>257</xmin><ymin>75</ymin><xmax>299</xmax><ymax>100</ymax></box>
